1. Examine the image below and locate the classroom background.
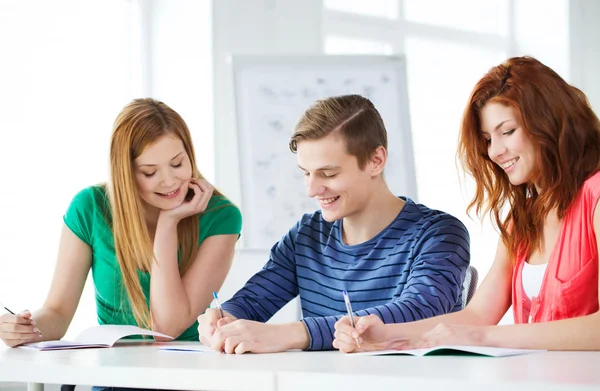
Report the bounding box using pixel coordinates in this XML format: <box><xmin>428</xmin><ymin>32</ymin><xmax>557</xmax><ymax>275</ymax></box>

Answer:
<box><xmin>0</xmin><ymin>0</ymin><xmax>598</xmax><ymax>356</ymax></box>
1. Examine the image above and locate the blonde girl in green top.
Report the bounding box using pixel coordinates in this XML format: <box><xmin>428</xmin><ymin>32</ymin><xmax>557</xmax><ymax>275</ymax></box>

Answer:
<box><xmin>0</xmin><ymin>98</ymin><xmax>242</xmax><ymax>347</ymax></box>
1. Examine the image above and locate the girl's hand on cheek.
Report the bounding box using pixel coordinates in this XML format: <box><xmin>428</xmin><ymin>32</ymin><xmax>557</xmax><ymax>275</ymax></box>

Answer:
<box><xmin>159</xmin><ymin>178</ymin><xmax>214</xmax><ymax>223</ymax></box>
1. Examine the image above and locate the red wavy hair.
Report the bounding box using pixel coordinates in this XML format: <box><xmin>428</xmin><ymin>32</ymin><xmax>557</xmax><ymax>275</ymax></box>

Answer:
<box><xmin>458</xmin><ymin>56</ymin><xmax>600</xmax><ymax>261</ymax></box>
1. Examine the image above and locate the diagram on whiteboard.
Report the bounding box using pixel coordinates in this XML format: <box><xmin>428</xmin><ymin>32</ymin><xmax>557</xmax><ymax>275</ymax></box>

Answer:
<box><xmin>233</xmin><ymin>56</ymin><xmax>416</xmax><ymax>249</ymax></box>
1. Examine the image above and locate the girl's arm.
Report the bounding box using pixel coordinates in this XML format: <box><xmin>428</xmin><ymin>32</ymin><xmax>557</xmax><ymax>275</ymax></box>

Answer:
<box><xmin>150</xmin><ymin>179</ymin><xmax>239</xmax><ymax>339</ymax></box>
<box><xmin>150</xmin><ymin>215</ymin><xmax>237</xmax><ymax>338</ymax></box>
<box><xmin>481</xmin><ymin>312</ymin><xmax>600</xmax><ymax>350</ymax></box>
<box><xmin>476</xmin><ymin>199</ymin><xmax>600</xmax><ymax>350</ymax></box>
<box><xmin>149</xmin><ymin>180</ymin><xmax>236</xmax><ymax>339</ymax></box>
<box><xmin>34</xmin><ymin>224</ymin><xmax>92</xmax><ymax>340</ymax></box>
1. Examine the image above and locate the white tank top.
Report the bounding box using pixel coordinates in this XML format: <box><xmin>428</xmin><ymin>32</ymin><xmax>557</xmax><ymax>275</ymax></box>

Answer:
<box><xmin>522</xmin><ymin>262</ymin><xmax>548</xmax><ymax>299</ymax></box>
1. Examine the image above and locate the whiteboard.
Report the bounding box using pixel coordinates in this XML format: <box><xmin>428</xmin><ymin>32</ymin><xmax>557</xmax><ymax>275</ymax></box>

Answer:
<box><xmin>232</xmin><ymin>55</ymin><xmax>416</xmax><ymax>248</ymax></box>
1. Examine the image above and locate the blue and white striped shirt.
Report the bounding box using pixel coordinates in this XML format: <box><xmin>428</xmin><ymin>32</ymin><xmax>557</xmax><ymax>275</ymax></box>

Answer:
<box><xmin>222</xmin><ymin>197</ymin><xmax>470</xmax><ymax>350</ymax></box>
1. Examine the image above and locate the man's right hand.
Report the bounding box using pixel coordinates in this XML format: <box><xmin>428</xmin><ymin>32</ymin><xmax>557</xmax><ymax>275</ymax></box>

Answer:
<box><xmin>197</xmin><ymin>308</ymin><xmax>236</xmax><ymax>347</ymax></box>
<box><xmin>0</xmin><ymin>310</ymin><xmax>43</xmax><ymax>348</ymax></box>
<box><xmin>333</xmin><ymin>314</ymin><xmax>397</xmax><ymax>353</ymax></box>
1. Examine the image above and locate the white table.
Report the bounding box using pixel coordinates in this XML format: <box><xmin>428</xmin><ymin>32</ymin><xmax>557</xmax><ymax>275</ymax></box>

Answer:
<box><xmin>1</xmin><ymin>342</ymin><xmax>600</xmax><ymax>391</ymax></box>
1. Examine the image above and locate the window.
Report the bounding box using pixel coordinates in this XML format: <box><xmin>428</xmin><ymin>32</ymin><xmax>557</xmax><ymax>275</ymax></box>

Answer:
<box><xmin>403</xmin><ymin>0</ymin><xmax>510</xmax><ymax>36</ymax></box>
<box><xmin>324</xmin><ymin>0</ymin><xmax>398</xmax><ymax>20</ymax></box>
<box><xmin>0</xmin><ymin>0</ymin><xmax>214</xmax><ymax>337</ymax></box>
<box><xmin>325</xmin><ymin>36</ymin><xmax>394</xmax><ymax>55</ymax></box>
<box><xmin>322</xmin><ymin>0</ymin><xmax>569</xmax><ymax>292</ymax></box>
<box><xmin>0</xmin><ymin>0</ymin><xmax>140</xmax><ymax>337</ymax></box>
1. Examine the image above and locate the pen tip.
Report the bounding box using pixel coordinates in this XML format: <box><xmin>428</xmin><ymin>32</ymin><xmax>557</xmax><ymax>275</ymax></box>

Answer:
<box><xmin>342</xmin><ymin>290</ymin><xmax>347</xmax><ymax>295</ymax></box>
<box><xmin>213</xmin><ymin>292</ymin><xmax>218</xmax><ymax>299</ymax></box>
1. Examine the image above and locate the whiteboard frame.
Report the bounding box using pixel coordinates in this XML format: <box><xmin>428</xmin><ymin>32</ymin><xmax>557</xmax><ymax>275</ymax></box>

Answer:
<box><xmin>231</xmin><ymin>54</ymin><xmax>417</xmax><ymax>249</ymax></box>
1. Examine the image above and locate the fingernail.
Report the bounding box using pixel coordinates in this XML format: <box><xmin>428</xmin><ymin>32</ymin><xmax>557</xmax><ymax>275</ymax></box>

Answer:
<box><xmin>352</xmin><ymin>332</ymin><xmax>358</xmax><ymax>338</ymax></box>
<box><xmin>30</xmin><ymin>320</ymin><xmax>36</xmax><ymax>325</ymax></box>
<box><xmin>34</xmin><ymin>328</ymin><xmax>42</xmax><ymax>336</ymax></box>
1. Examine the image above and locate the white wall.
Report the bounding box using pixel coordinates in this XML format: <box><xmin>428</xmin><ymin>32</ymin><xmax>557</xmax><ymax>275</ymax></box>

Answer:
<box><xmin>513</xmin><ymin>0</ymin><xmax>569</xmax><ymax>78</ymax></box>
<box><xmin>143</xmin><ymin>0</ymin><xmax>215</xmax><ymax>180</ymax></box>
<box><xmin>570</xmin><ymin>0</ymin><xmax>600</xmax><ymax>112</ymax></box>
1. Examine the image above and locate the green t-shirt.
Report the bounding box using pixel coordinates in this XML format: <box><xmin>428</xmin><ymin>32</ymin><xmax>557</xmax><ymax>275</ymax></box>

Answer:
<box><xmin>63</xmin><ymin>185</ymin><xmax>242</xmax><ymax>341</ymax></box>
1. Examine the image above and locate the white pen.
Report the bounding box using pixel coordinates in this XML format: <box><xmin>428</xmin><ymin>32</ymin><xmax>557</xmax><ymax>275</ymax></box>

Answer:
<box><xmin>0</xmin><ymin>302</ymin><xmax>43</xmax><ymax>337</ymax></box>
<box><xmin>212</xmin><ymin>292</ymin><xmax>224</xmax><ymax>319</ymax></box>
<box><xmin>342</xmin><ymin>290</ymin><xmax>361</xmax><ymax>348</ymax></box>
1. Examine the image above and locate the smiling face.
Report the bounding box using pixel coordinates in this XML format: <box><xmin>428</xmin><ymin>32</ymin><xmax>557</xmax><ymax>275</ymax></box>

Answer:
<box><xmin>296</xmin><ymin>132</ymin><xmax>380</xmax><ymax>222</ymax></box>
<box><xmin>480</xmin><ymin>102</ymin><xmax>537</xmax><ymax>186</ymax></box>
<box><xmin>133</xmin><ymin>134</ymin><xmax>193</xmax><ymax>211</ymax></box>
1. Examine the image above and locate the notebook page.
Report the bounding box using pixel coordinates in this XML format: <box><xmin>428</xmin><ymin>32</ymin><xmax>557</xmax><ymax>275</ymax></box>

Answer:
<box><xmin>19</xmin><ymin>325</ymin><xmax>173</xmax><ymax>350</ymax></box>
<box><xmin>73</xmin><ymin>325</ymin><xmax>173</xmax><ymax>346</ymax></box>
<box><xmin>350</xmin><ymin>345</ymin><xmax>545</xmax><ymax>357</ymax></box>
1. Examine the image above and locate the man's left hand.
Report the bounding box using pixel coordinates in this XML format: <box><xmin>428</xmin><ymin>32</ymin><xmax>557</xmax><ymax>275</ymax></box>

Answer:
<box><xmin>210</xmin><ymin>320</ymin><xmax>309</xmax><ymax>354</ymax></box>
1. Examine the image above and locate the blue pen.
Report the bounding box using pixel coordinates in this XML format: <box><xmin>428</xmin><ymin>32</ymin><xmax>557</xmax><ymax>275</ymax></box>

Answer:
<box><xmin>342</xmin><ymin>290</ymin><xmax>361</xmax><ymax>348</ymax></box>
<box><xmin>212</xmin><ymin>292</ymin><xmax>224</xmax><ymax>319</ymax></box>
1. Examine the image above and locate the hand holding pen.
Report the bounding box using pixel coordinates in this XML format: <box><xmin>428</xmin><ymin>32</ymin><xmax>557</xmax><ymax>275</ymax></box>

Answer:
<box><xmin>197</xmin><ymin>292</ymin><xmax>234</xmax><ymax>349</ymax></box>
<box><xmin>342</xmin><ymin>290</ymin><xmax>361</xmax><ymax>348</ymax></box>
<box><xmin>0</xmin><ymin>302</ymin><xmax>43</xmax><ymax>348</ymax></box>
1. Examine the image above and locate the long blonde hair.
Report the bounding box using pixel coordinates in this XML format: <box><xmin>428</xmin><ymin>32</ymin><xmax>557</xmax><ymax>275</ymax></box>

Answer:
<box><xmin>109</xmin><ymin>98</ymin><xmax>220</xmax><ymax>328</ymax></box>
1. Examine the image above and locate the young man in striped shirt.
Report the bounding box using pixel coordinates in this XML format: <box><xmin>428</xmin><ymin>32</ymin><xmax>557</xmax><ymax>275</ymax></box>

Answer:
<box><xmin>197</xmin><ymin>94</ymin><xmax>470</xmax><ymax>353</ymax></box>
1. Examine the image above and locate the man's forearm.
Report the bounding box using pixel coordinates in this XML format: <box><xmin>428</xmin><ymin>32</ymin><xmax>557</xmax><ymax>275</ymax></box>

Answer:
<box><xmin>284</xmin><ymin>321</ymin><xmax>310</xmax><ymax>350</ymax></box>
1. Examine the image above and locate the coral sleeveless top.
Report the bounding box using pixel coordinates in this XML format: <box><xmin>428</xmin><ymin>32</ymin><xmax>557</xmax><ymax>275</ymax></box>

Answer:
<box><xmin>512</xmin><ymin>172</ymin><xmax>600</xmax><ymax>323</ymax></box>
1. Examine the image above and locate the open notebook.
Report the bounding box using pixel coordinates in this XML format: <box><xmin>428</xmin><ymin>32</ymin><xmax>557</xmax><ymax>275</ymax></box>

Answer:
<box><xmin>19</xmin><ymin>325</ymin><xmax>173</xmax><ymax>351</ymax></box>
<box><xmin>350</xmin><ymin>345</ymin><xmax>545</xmax><ymax>357</ymax></box>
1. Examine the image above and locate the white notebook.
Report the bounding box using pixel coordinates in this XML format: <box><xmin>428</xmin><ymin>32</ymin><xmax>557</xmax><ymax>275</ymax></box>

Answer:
<box><xmin>19</xmin><ymin>325</ymin><xmax>173</xmax><ymax>351</ymax></box>
<box><xmin>350</xmin><ymin>345</ymin><xmax>545</xmax><ymax>357</ymax></box>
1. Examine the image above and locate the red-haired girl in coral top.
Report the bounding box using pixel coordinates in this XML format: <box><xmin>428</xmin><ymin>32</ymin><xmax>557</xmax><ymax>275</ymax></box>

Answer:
<box><xmin>334</xmin><ymin>56</ymin><xmax>600</xmax><ymax>352</ymax></box>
